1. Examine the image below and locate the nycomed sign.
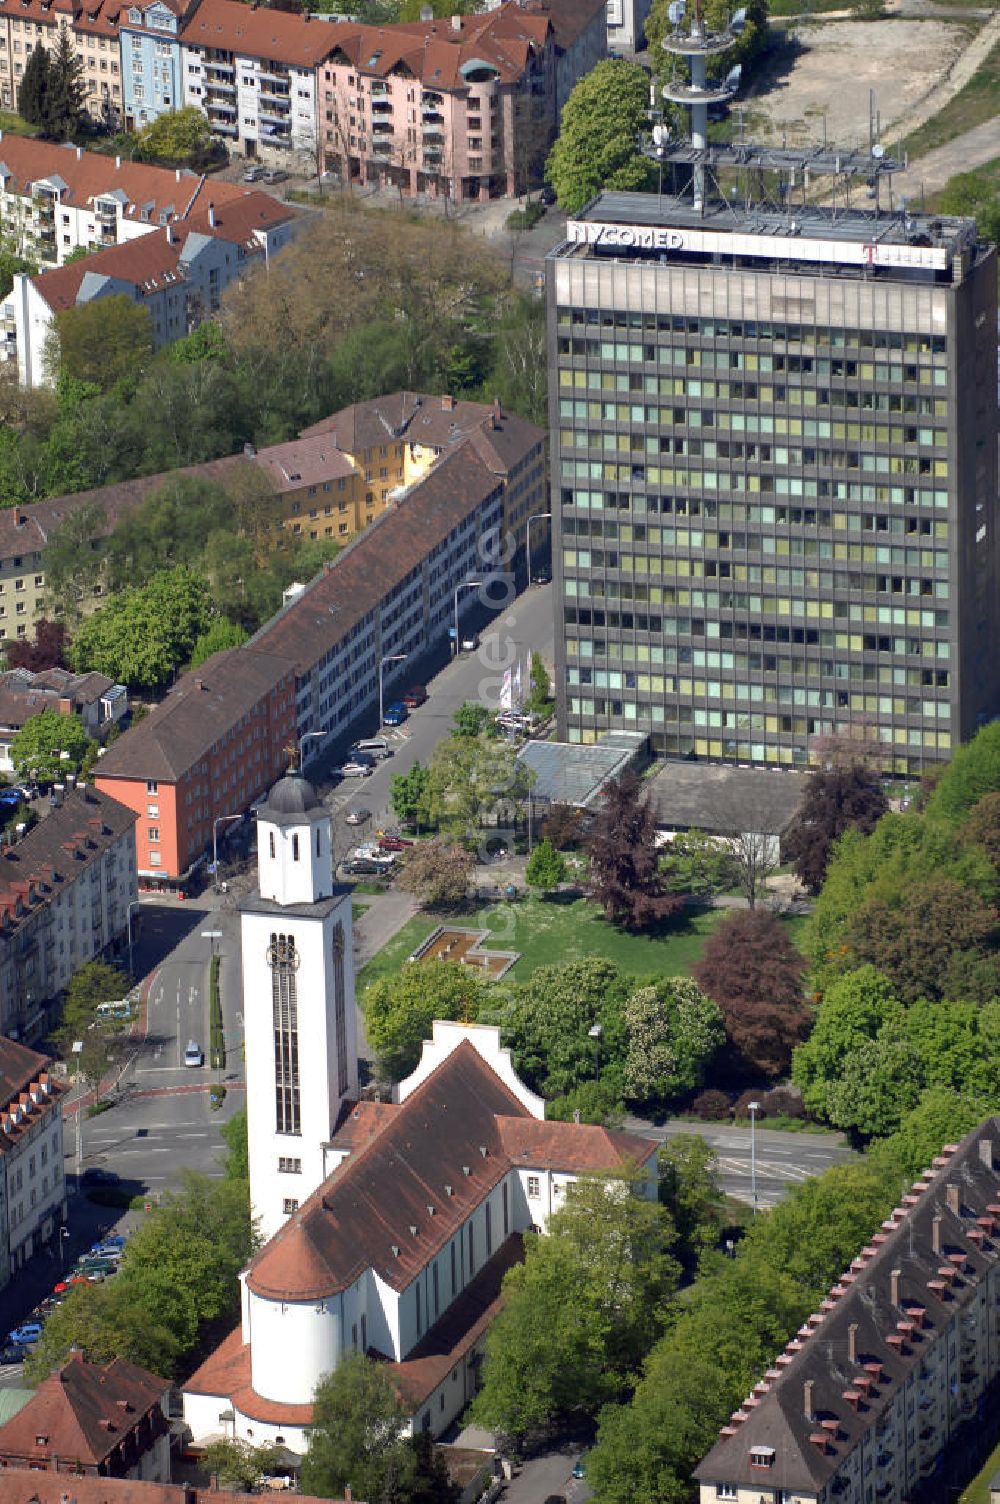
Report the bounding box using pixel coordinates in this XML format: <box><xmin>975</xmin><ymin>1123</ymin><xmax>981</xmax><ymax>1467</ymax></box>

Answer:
<box><xmin>566</xmin><ymin>219</ymin><xmax>950</xmax><ymax>273</ymax></box>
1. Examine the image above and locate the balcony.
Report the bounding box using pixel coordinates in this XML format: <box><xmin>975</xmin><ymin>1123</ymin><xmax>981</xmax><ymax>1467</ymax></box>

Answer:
<box><xmin>259</xmin><ymin>85</ymin><xmax>290</xmax><ymax>103</ymax></box>
<box><xmin>371</xmin><ymin>95</ymin><xmax>392</xmax><ymax>113</ymax></box>
<box><xmin>205</xmin><ymin>54</ymin><xmax>234</xmax><ymax>71</ymax></box>
<box><xmin>422</xmin><ymin>125</ymin><xmax>443</xmax><ymax>141</ymax></box>
<box><xmin>260</xmin><ymin>66</ymin><xmax>289</xmax><ymax>84</ymax></box>
<box><xmin>370</xmin><ymin>81</ymin><xmax>388</xmax><ymax>96</ymax></box>
<box><xmin>421</xmin><ymin>89</ymin><xmax>442</xmax><ymax>106</ymax></box>
<box><xmin>33</xmin><ymin>198</ymin><xmax>55</xmax><ymax>222</ymax></box>
<box><xmin>206</xmin><ymin>78</ymin><xmax>236</xmax><ymax>96</ymax></box>
<box><xmin>421</xmin><ymin>104</ymin><xmax>443</xmax><ymax>122</ymax></box>
<box><xmin>372</xmin><ymin>118</ymin><xmax>392</xmax><ymax>135</ymax></box>
<box><xmin>211</xmin><ymin>120</ymin><xmax>238</xmax><ymax>136</ymax></box>
<box><xmin>260</xmin><ymin>105</ymin><xmax>290</xmax><ymax>125</ymax></box>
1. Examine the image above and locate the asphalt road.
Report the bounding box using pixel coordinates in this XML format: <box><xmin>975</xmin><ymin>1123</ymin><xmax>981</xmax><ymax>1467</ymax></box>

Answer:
<box><xmin>624</xmin><ymin>1117</ymin><xmax>856</xmax><ymax>1209</ymax></box>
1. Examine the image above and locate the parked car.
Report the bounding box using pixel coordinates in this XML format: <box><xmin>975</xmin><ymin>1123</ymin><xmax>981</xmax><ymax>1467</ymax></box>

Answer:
<box><xmin>8</xmin><ymin>1323</ymin><xmax>42</xmax><ymax>1346</ymax></box>
<box><xmin>344</xmin><ymin>807</ymin><xmax>371</xmax><ymax>827</ymax></box>
<box><xmin>540</xmin><ymin>183</ymin><xmax>556</xmax><ymax>206</ymax></box>
<box><xmin>351</xmin><ymin>737</ymin><xmax>390</xmax><ymax>761</ymax></box>
<box><xmin>532</xmin><ymin>566</ymin><xmax>552</xmax><ymax>585</ymax></box>
<box><xmin>341</xmin><ymin>857</ymin><xmax>393</xmax><ymax>877</ymax></box>
<box><xmin>243</xmin><ymin>164</ymin><xmax>266</xmax><ymax>182</ymax></box>
<box><xmin>334</xmin><ymin>758</ymin><xmax>375</xmax><ymax>779</ymax></box>
<box><xmin>81</xmin><ymin>1167</ymin><xmax>118</xmax><ymax>1186</ymax></box>
<box><xmin>184</xmin><ymin>1040</ymin><xmax>204</xmax><ymax>1068</ymax></box>
<box><xmin>0</xmin><ymin>1343</ymin><xmax>27</xmax><ymax>1363</ymax></box>
<box><xmin>262</xmin><ymin>168</ymin><xmax>287</xmax><ymax>184</ymax></box>
<box><xmin>572</xmin><ymin>1454</ymin><xmax>588</xmax><ymax>1480</ymax></box>
<box><xmin>382</xmin><ymin>701</ymin><xmax>408</xmax><ymax>727</ymax></box>
<box><xmin>53</xmin><ymin>1278</ymin><xmax>89</xmax><ymax>1294</ymax></box>
<box><xmin>100</xmin><ymin>1234</ymin><xmax>125</xmax><ymax>1249</ymax></box>
<box><xmin>459</xmin><ymin>634</ymin><xmax>479</xmax><ymax>652</ymax></box>
<box><xmin>378</xmin><ymin>835</ymin><xmax>413</xmax><ymax>852</ymax></box>
<box><xmin>403</xmin><ymin>686</ymin><xmax>427</xmax><ymax>708</ymax></box>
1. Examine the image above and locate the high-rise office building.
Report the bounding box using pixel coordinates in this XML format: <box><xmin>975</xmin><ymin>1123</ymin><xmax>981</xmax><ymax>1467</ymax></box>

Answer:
<box><xmin>545</xmin><ymin>191</ymin><xmax>999</xmax><ymax>774</ymax></box>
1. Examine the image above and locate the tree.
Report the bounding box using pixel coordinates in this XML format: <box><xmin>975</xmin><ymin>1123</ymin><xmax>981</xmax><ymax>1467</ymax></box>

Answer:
<box><xmin>396</xmin><ymin>839</ymin><xmax>474</xmax><ymax>911</ymax></box>
<box><xmin>693</xmin><ymin>909</ymin><xmax>808</xmax><ymax>1079</ymax></box>
<box><xmin>493</xmin><ymin>958</ymin><xmax>632</xmax><ymax>1100</ymax></box>
<box><xmin>822</xmin><ymin>1034</ymin><xmax>924</xmax><ymax>1138</ymax></box>
<box><xmin>201</xmin><ymin>1439</ymin><xmax>284</xmax><ymax>1492</ymax></box>
<box><xmin>622</xmin><ymin>978</ymin><xmax>724</xmax><ymax>1109</ymax></box>
<box><xmin>783</xmin><ymin>766</ymin><xmax>888</xmax><ymax>894</ymax></box>
<box><xmin>189</xmin><ymin>617</ymin><xmax>248</xmax><ymax>669</ymax></box>
<box><xmin>135</xmin><ymin>106</ymin><xmax>212</xmax><ymax>164</ymax></box>
<box><xmin>657</xmin><ymin>1135</ymin><xmax>725</xmax><ymax>1273</ymax></box>
<box><xmin>50</xmin><ymin>296</ymin><xmax>153</xmax><ymax>392</ymax></box>
<box><xmin>962</xmin><ymin>791</ymin><xmax>1000</xmax><ymax>872</ymax></box>
<box><xmin>936</xmin><ymin>169</ymin><xmax>1000</xmax><ymax>247</ymax></box>
<box><xmin>68</xmin><ymin>567</ymin><xmax>212</xmax><ymax>691</ymax></box>
<box><xmin>45</xmin><ymin>25</ymin><xmax>86</xmax><ymax>141</ymax></box>
<box><xmin>791</xmin><ymin>966</ymin><xmax>900</xmax><ymax>1120</ymax></box>
<box><xmin>42</xmin><ymin>500</ymin><xmax>109</xmax><ymax>624</ymax></box>
<box><xmin>525</xmin><ymin>838</ymin><xmax>566</xmax><ymax>895</ymax></box>
<box><xmin>526</xmin><ymin>651</ymin><xmax>552</xmax><ymax>716</ymax></box>
<box><xmin>11</xmin><ymin>706</ymin><xmax>92</xmax><ymax>785</ymax></box>
<box><xmin>220</xmin><ymin>1105</ymin><xmax>249</xmax><ymax>1181</ymax></box>
<box><xmin>451</xmin><ymin>701</ymin><xmax>497</xmax><ymax>738</ymax></box>
<box><xmin>587</xmin><ymin>772</ymin><xmax>683</xmax><ymax>932</ymax></box>
<box><xmin>361</xmin><ymin>959</ymin><xmax>488</xmax><ymax>1081</ymax></box>
<box><xmin>489</xmin><ymin>294</ymin><xmax>548</xmax><ymax>428</ymax></box>
<box><xmin>390</xmin><ymin>761</ymin><xmax>431</xmax><ymax>830</ymax></box>
<box><xmin>424</xmin><ymin>734</ymin><xmax>531</xmax><ymax>841</ymax></box>
<box><xmin>300</xmin><ymin>1352</ymin><xmax>406</xmax><ymax>1502</ymax></box>
<box><xmin>473</xmin><ymin>1174</ymin><xmax>679</xmax><ymax>1442</ymax></box>
<box><xmin>726</xmin><ymin>828</ymin><xmax>779</xmax><ymax>910</ymax></box>
<box><xmin>926</xmin><ymin>721</ymin><xmax>1000</xmax><ymax>825</ymax></box>
<box><xmin>846</xmin><ymin>875</ymin><xmax>997</xmax><ymax>1004</ymax></box>
<box><xmin>5</xmin><ymin>619</ymin><xmax>67</xmax><ymax>671</ymax></box>
<box><xmin>659</xmin><ymin>830</ymin><xmax>738</xmax><ymax>899</ymax></box>
<box><xmin>873</xmin><ymin>1086</ymin><xmax>998</xmax><ymax>1181</ymax></box>
<box><xmin>17</xmin><ymin>44</ymin><xmax>51</xmax><ymax>131</ymax></box>
<box><xmin>545</xmin><ymin>61</ymin><xmax>655</xmax><ymax>213</ymax></box>
<box><xmin>541</xmin><ymin>802</ymin><xmax>583</xmax><ymax>851</ymax></box>
<box><xmin>56</xmin><ymin>960</ymin><xmax>131</xmax><ymax>1044</ymax></box>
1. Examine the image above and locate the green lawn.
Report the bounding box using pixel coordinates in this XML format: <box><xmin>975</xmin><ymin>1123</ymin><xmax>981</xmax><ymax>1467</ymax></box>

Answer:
<box><xmin>960</xmin><ymin>1438</ymin><xmax>1000</xmax><ymax>1504</ymax></box>
<box><xmin>0</xmin><ymin>110</ymin><xmax>39</xmax><ymax>137</ymax></box>
<box><xmin>357</xmin><ymin>914</ymin><xmax>440</xmax><ymax>988</ymax></box>
<box><xmin>900</xmin><ymin>40</ymin><xmax>1000</xmax><ymax>159</ymax></box>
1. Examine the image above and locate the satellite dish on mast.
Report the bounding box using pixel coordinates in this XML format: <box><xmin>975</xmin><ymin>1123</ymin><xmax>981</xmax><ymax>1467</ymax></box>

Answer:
<box><xmin>731</xmin><ymin>6</ymin><xmax>747</xmax><ymax>31</ymax></box>
<box><xmin>668</xmin><ymin>0</ymin><xmax>686</xmax><ymax>24</ymax></box>
<box><xmin>652</xmin><ymin>124</ymin><xmax>667</xmax><ymax>145</ymax></box>
<box><xmin>871</xmin><ymin>143</ymin><xmax>885</xmax><ymax>159</ymax></box>
<box><xmin>724</xmin><ymin>63</ymin><xmax>742</xmax><ymax>91</ymax></box>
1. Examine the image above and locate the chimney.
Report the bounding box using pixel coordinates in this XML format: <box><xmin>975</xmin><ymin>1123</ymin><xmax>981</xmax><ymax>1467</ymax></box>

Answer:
<box><xmin>194</xmin><ymin>678</ymin><xmax>204</xmax><ymax>691</ymax></box>
<box><xmin>208</xmin><ymin>202</ymin><xmax>216</xmax><ymax>229</ymax></box>
<box><xmin>980</xmin><ymin>1137</ymin><xmax>995</xmax><ymax>1171</ymax></box>
<box><xmin>890</xmin><ymin>1269</ymin><xmax>901</xmax><ymax>1307</ymax></box>
<box><xmin>345</xmin><ymin>1489</ymin><xmax>353</xmax><ymax>1504</ymax></box>
<box><xmin>176</xmin><ymin>167</ymin><xmax>182</xmax><ymax>182</ymax></box>
<box><xmin>946</xmin><ymin>1184</ymin><xmax>961</xmax><ymax>1217</ymax></box>
<box><xmin>165</xmin><ymin>224</ymin><xmax>173</xmax><ymax>245</ymax></box>
<box><xmin>115</xmin><ymin>154</ymin><xmax>121</xmax><ymax>169</ymax></box>
<box><xmin>451</xmin><ymin>11</ymin><xmax>461</xmax><ymax>27</ymax></box>
<box><xmin>76</xmin><ymin>145</ymin><xmax>82</xmax><ymax>160</ymax></box>
<box><xmin>419</xmin><ymin>2</ymin><xmax>431</xmax><ymax>16</ymax></box>
<box><xmin>14</xmin><ymin>511</ymin><xmax>25</xmax><ymax>527</ymax></box>
<box><xmin>932</xmin><ymin>1214</ymin><xmax>942</xmax><ymax>1255</ymax></box>
<box><xmin>0</xmin><ymin>130</ymin><xmax>4</xmax><ymax>142</ymax></box>
<box><xmin>848</xmin><ymin>1321</ymin><xmax>858</xmax><ymax>1363</ymax></box>
<box><xmin>441</xmin><ymin>393</ymin><xmax>455</xmax><ymax>410</ymax></box>
<box><xmin>243</xmin><ymin>442</ymin><xmax>257</xmax><ymax>459</ymax></box>
<box><xmin>804</xmin><ymin>1378</ymin><xmax>814</xmax><ymax>1422</ymax></box>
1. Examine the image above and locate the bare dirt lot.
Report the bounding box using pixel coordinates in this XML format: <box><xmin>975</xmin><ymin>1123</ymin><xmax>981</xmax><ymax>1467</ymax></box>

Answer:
<box><xmin>745</xmin><ymin>18</ymin><xmax>973</xmax><ymax>148</ymax></box>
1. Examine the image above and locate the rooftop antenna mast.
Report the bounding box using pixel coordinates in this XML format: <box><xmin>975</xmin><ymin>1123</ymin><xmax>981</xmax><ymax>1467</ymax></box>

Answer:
<box><xmin>660</xmin><ymin>0</ymin><xmax>744</xmax><ymax>213</ymax></box>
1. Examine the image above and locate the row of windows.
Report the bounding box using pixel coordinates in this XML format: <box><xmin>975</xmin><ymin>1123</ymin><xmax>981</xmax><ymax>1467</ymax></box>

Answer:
<box><xmin>564</xmin><ymin>703</ymin><xmax>954</xmax><ymax>752</ymax></box>
<box><xmin>565</xmin><ymin>627</ymin><xmax>950</xmax><ymax>659</ymax></box>
<box><xmin>560</xmin><ymin>458</ymin><xmax>952</xmax><ymax>502</ymax></box>
<box><xmin>559</xmin><ymin>340</ymin><xmax>947</xmax><ymax>378</ymax></box>
<box><xmin>555</xmin><ymin>309</ymin><xmax>948</xmax><ymax>355</ymax></box>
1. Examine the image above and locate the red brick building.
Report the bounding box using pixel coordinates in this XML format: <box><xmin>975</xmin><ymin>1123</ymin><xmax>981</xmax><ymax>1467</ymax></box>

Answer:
<box><xmin>94</xmin><ymin>648</ymin><xmax>296</xmax><ymax>886</ymax></box>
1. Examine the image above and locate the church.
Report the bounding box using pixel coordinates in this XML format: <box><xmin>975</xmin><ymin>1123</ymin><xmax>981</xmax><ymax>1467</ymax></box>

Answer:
<box><xmin>182</xmin><ymin>769</ymin><xmax>659</xmax><ymax>1452</ymax></box>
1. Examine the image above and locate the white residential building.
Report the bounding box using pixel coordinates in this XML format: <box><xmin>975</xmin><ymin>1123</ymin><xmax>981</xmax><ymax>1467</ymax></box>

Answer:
<box><xmin>0</xmin><ymin>1035</ymin><xmax>67</xmax><ymax>1289</ymax></box>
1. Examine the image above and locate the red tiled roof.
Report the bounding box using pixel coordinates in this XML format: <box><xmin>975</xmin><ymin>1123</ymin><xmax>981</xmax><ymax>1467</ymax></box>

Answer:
<box><xmin>0</xmin><ymin>1355</ymin><xmax>168</xmax><ymax>1470</ymax></box>
<box><xmin>321</xmin><ymin>7</ymin><xmax>551</xmax><ymax>91</ymax></box>
<box><xmin>31</xmin><ymin>231</ymin><xmax>184</xmax><ymax>312</ymax></box>
<box><xmin>496</xmin><ymin>1116</ymin><xmax>659</xmax><ymax>1173</ymax></box>
<box><xmin>329</xmin><ymin>1098</ymin><xmax>400</xmax><ymax>1154</ymax></box>
<box><xmin>252</xmin><ymin>433</ymin><xmax>356</xmax><ymax>492</ymax></box>
<box><xmin>0</xmin><ymin>135</ymin><xmax>248</xmax><ymax>224</ymax></box>
<box><xmin>180</xmin><ymin>0</ymin><xmax>345</xmax><ymax>67</ymax></box>
<box><xmin>184</xmin><ymin>1326</ymin><xmax>315</xmax><ymax>1428</ymax></box>
<box><xmin>181</xmin><ymin>189</ymin><xmax>298</xmax><ymax>247</ymax></box>
<box><xmin>0</xmin><ymin>1036</ymin><xmax>51</xmax><ymax>1115</ymax></box>
<box><xmin>0</xmin><ymin>1467</ymin><xmax>352</xmax><ymax>1504</ymax></box>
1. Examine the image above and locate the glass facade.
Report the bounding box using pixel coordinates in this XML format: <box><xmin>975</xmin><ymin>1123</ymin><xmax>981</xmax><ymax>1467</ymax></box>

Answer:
<box><xmin>547</xmin><ymin>205</ymin><xmax>999</xmax><ymax>775</ymax></box>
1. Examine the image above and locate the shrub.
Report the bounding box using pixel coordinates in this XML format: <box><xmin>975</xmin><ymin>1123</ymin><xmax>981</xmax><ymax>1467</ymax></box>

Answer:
<box><xmin>692</xmin><ymin>1088</ymin><xmax>732</xmax><ymax>1121</ymax></box>
<box><xmin>763</xmin><ymin>1086</ymin><xmax>805</xmax><ymax>1119</ymax></box>
<box><xmin>733</xmin><ymin>1089</ymin><xmax>767</xmax><ymax>1120</ymax></box>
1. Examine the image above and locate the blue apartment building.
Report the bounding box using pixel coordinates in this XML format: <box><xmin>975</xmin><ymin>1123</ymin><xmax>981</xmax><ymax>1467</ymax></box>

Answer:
<box><xmin>120</xmin><ymin>0</ymin><xmax>198</xmax><ymax>131</ymax></box>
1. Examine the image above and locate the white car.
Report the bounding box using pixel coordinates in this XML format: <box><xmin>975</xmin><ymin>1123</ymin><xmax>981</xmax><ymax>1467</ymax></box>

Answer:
<box><xmin>334</xmin><ymin>758</ymin><xmax>374</xmax><ymax>778</ymax></box>
<box><xmin>184</xmin><ymin>1040</ymin><xmax>204</xmax><ymax>1068</ymax></box>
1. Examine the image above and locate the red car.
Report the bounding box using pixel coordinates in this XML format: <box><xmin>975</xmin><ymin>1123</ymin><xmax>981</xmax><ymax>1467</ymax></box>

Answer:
<box><xmin>403</xmin><ymin>686</ymin><xmax>427</xmax><ymax>708</ymax></box>
<box><xmin>53</xmin><ymin>1277</ymin><xmax>88</xmax><ymax>1294</ymax></box>
<box><xmin>378</xmin><ymin>835</ymin><xmax>414</xmax><ymax>853</ymax></box>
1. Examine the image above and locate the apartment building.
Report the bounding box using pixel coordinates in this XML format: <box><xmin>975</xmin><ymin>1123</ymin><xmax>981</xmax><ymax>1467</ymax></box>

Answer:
<box><xmin>7</xmin><ymin>188</ymin><xmax>299</xmax><ymax>386</ymax></box>
<box><xmin>696</xmin><ymin>1119</ymin><xmax>1000</xmax><ymax>1504</ymax></box>
<box><xmin>316</xmin><ymin>6</ymin><xmax>555</xmax><ymax>201</ymax></box>
<box><xmin>184</xmin><ymin>1020</ymin><xmax>658</xmax><ymax>1451</ymax></box>
<box><xmin>179</xmin><ymin>0</ymin><xmax>333</xmax><ymax>161</ymax></box>
<box><xmin>247</xmin><ymin>416</ymin><xmax>545</xmax><ymax>759</ymax></box>
<box><xmin>0</xmin><ymin>784</ymin><xmax>137</xmax><ymax>1041</ymax></box>
<box><xmin>0</xmin><ymin>1036</ymin><xmax>66</xmax><ymax>1288</ymax></box>
<box><xmin>93</xmin><ymin>647</ymin><xmax>296</xmax><ymax>886</ymax></box>
<box><xmin>606</xmin><ymin>0</ymin><xmax>653</xmax><ymax>54</ymax></box>
<box><xmin>481</xmin><ymin>0</ymin><xmax>608</xmax><ymax>112</ymax></box>
<box><xmin>0</xmin><ymin>134</ymin><xmax>276</xmax><ymax>277</ymax></box>
<box><xmin>546</xmin><ymin>191</ymin><xmax>1000</xmax><ymax>774</ymax></box>
<box><xmin>0</xmin><ymin>0</ymin><xmax>125</xmax><ymax>121</ymax></box>
<box><xmin>120</xmin><ymin>0</ymin><xmax>200</xmax><ymax>131</ymax></box>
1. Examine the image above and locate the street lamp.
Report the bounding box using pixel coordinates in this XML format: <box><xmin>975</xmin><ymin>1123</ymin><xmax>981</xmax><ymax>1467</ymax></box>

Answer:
<box><xmin>71</xmin><ymin>1040</ymin><xmax>84</xmax><ymax>1185</ymax></box>
<box><xmin>126</xmin><ymin>899</ymin><xmax>142</xmax><ymax>979</ymax></box>
<box><xmin>748</xmin><ymin>1099</ymin><xmax>760</xmax><ymax>1215</ymax></box>
<box><xmin>58</xmin><ymin>1224</ymin><xmax>69</xmax><ymax>1272</ymax></box>
<box><xmin>378</xmin><ymin>654</ymin><xmax>407</xmax><ymax>729</ymax></box>
<box><xmin>588</xmin><ymin>1022</ymin><xmax>602</xmax><ymax>1081</ymax></box>
<box><xmin>211</xmin><ymin>814</ymin><xmax>242</xmax><ymax>893</ymax></box>
<box><xmin>453</xmin><ymin>580</ymin><xmax>483</xmax><ymax>654</ymax></box>
<box><xmin>526</xmin><ymin>510</ymin><xmax>552</xmax><ymax>584</ymax></box>
<box><xmin>299</xmin><ymin>728</ymin><xmax>330</xmax><ymax>770</ymax></box>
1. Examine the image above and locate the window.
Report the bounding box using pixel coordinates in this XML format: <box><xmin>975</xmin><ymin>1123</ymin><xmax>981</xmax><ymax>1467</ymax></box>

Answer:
<box><xmin>147</xmin><ymin>826</ymin><xmax>159</xmax><ymax>842</ymax></box>
<box><xmin>278</xmin><ymin>1156</ymin><xmax>301</xmax><ymax>1173</ymax></box>
<box><xmin>147</xmin><ymin>803</ymin><xmax>159</xmax><ymax>817</ymax></box>
<box><xmin>270</xmin><ymin>933</ymin><xmax>301</xmax><ymax>1135</ymax></box>
<box><xmin>527</xmin><ymin>1175</ymin><xmax>540</xmax><ymax>1198</ymax></box>
<box><xmin>149</xmin><ymin>851</ymin><xmax>161</xmax><ymax>866</ymax></box>
<box><xmin>269</xmin><ymin>831</ymin><xmax>275</xmax><ymax>859</ymax></box>
<box><xmin>146</xmin><ymin>780</ymin><xmax>158</xmax><ymax>794</ymax></box>
<box><xmin>333</xmin><ymin>923</ymin><xmax>349</xmax><ymax>1096</ymax></box>
<box><xmin>714</xmin><ymin>1489</ymin><xmax>737</xmax><ymax>1501</ymax></box>
<box><xmin>749</xmin><ymin>1447</ymin><xmax>775</xmax><ymax>1469</ymax></box>
<box><xmin>468</xmin><ymin>1221</ymin><xmax>475</xmax><ymax>1275</ymax></box>
<box><xmin>282</xmin><ymin>1198</ymin><xmax>298</xmax><ymax>1214</ymax></box>
<box><xmin>292</xmin><ymin>832</ymin><xmax>299</xmax><ymax>862</ymax></box>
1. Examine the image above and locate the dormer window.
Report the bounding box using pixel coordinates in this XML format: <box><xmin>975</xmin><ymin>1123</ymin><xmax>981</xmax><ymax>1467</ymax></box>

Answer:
<box><xmin>129</xmin><ymin>6</ymin><xmax>141</xmax><ymax>17</ymax></box>
<box><xmin>749</xmin><ymin>1446</ymin><xmax>775</xmax><ymax>1469</ymax></box>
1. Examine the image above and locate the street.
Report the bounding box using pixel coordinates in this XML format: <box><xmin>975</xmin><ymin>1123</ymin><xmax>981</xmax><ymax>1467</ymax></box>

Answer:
<box><xmin>625</xmin><ymin>1117</ymin><xmax>855</xmax><ymax>1209</ymax></box>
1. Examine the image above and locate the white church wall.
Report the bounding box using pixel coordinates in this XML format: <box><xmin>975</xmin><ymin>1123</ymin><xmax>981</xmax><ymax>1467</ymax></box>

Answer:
<box><xmin>397</xmin><ymin>1021</ymin><xmax>545</xmax><ymax>1119</ymax></box>
<box><xmin>248</xmin><ymin>1290</ymin><xmax>342</xmax><ymax>1405</ymax></box>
